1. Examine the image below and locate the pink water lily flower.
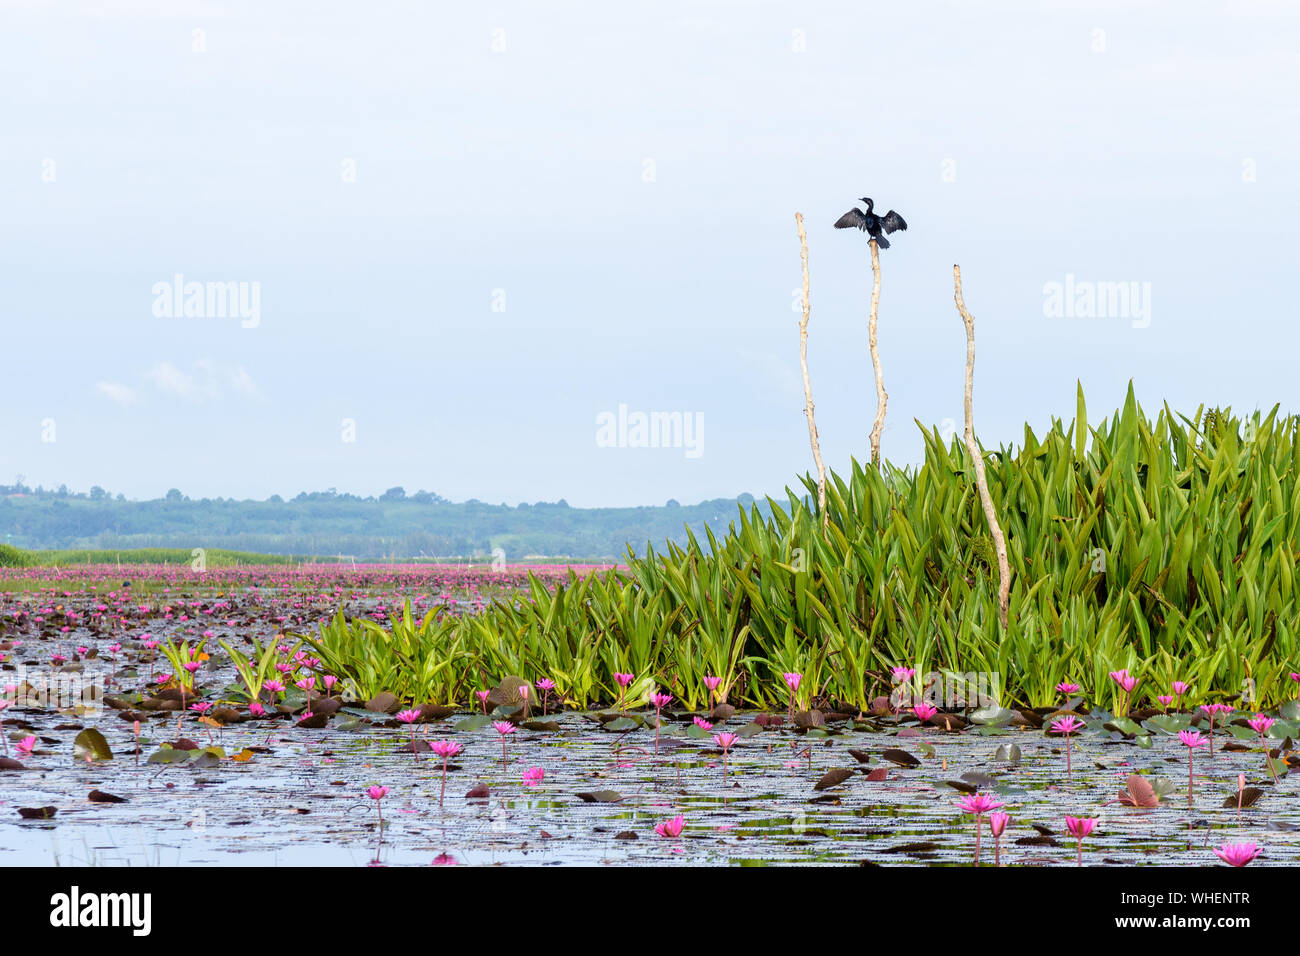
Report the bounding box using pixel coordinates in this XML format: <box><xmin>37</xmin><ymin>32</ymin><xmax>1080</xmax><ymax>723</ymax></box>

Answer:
<box><xmin>1065</xmin><ymin>815</ymin><xmax>1098</xmax><ymax>867</ymax></box>
<box><xmin>1065</xmin><ymin>815</ymin><xmax>1096</xmax><ymax>838</ymax></box>
<box><xmin>1247</xmin><ymin>713</ymin><xmax>1276</xmax><ymax>736</ymax></box>
<box><xmin>1248</xmin><ymin>714</ymin><xmax>1280</xmax><ymax>784</ymax></box>
<box><xmin>702</xmin><ymin>675</ymin><xmax>722</xmax><ymax>705</ymax></box>
<box><xmin>1179</xmin><ymin>729</ymin><xmax>1206</xmax><ymax>807</ymax></box>
<box><xmin>714</xmin><ymin>732</ymin><xmax>739</xmax><ymax>781</ymax></box>
<box><xmin>1050</xmin><ymin>714</ymin><xmax>1085</xmax><ymax>781</ymax></box>
<box><xmin>957</xmin><ymin>793</ymin><xmax>1004</xmax><ymax>816</ymax></box>
<box><xmin>366</xmin><ymin>785</ymin><xmax>389</xmax><ymax>829</ymax></box>
<box><xmin>522</xmin><ymin>766</ymin><xmax>545</xmax><ymax>786</ymax></box>
<box><xmin>1213</xmin><ymin>842</ymin><xmax>1260</xmax><ymax>867</ymax></box>
<box><xmin>913</xmin><ymin>702</ymin><xmax>937</xmax><ymax>722</ymax></box>
<box><xmin>430</xmin><ymin>740</ymin><xmax>463</xmax><ymax>807</ymax></box>
<box><xmin>493</xmin><ymin>720</ymin><xmax>516</xmax><ymax>764</ymax></box>
<box><xmin>956</xmin><ymin>793</ymin><xmax>1003</xmax><ymax>864</ymax></box>
<box><xmin>654</xmin><ymin>815</ymin><xmax>685</xmax><ymax>839</ymax></box>
<box><xmin>987</xmin><ymin>811</ymin><xmax>1010</xmax><ymax>867</ymax></box>
<box><xmin>1055</xmin><ymin>681</ymin><xmax>1080</xmax><ymax>695</ymax></box>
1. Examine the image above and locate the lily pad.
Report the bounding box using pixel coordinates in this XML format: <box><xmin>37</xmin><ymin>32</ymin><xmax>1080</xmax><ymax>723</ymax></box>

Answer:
<box><xmin>969</xmin><ymin>705</ymin><xmax>1014</xmax><ymax>727</ymax></box>
<box><xmin>881</xmin><ymin>748</ymin><xmax>920</xmax><ymax>768</ymax></box>
<box><xmin>993</xmin><ymin>743</ymin><xmax>1022</xmax><ymax>765</ymax></box>
<box><xmin>1224</xmin><ymin>786</ymin><xmax>1264</xmax><ymax>809</ymax></box>
<box><xmin>814</xmin><ymin>768</ymin><xmax>854</xmax><ymax>791</ymax></box>
<box><xmin>576</xmin><ymin>790</ymin><xmax>623</xmax><ymax>803</ymax></box>
<box><xmin>73</xmin><ymin>728</ymin><xmax>113</xmax><ymax>763</ymax></box>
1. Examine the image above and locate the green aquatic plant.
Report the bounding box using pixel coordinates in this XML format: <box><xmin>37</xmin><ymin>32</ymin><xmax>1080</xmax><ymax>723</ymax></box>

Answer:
<box><xmin>298</xmin><ymin>388</ymin><xmax>1300</xmax><ymax>713</ymax></box>
<box><xmin>219</xmin><ymin>634</ymin><xmax>297</xmax><ymax>704</ymax></box>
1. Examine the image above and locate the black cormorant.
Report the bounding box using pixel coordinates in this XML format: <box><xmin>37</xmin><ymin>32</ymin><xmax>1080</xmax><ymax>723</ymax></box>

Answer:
<box><xmin>834</xmin><ymin>198</ymin><xmax>907</xmax><ymax>248</ymax></box>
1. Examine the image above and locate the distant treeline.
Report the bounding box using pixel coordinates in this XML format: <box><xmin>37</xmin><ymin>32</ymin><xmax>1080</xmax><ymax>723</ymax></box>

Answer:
<box><xmin>0</xmin><ymin>483</ymin><xmax>763</xmax><ymax>561</ymax></box>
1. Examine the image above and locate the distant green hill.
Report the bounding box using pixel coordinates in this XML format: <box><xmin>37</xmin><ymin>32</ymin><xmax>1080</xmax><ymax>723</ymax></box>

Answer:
<box><xmin>0</xmin><ymin>486</ymin><xmax>765</xmax><ymax>562</ymax></box>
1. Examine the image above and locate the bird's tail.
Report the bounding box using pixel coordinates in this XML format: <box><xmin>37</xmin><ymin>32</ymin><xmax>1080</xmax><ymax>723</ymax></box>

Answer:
<box><xmin>874</xmin><ymin>235</ymin><xmax>890</xmax><ymax>250</ymax></box>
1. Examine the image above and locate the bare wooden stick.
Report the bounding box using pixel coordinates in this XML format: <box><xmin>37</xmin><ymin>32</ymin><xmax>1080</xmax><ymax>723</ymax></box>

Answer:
<box><xmin>953</xmin><ymin>265</ymin><xmax>1011</xmax><ymax>629</ymax></box>
<box><xmin>795</xmin><ymin>213</ymin><xmax>828</xmax><ymax>531</ymax></box>
<box><xmin>868</xmin><ymin>239</ymin><xmax>888</xmax><ymax>466</ymax></box>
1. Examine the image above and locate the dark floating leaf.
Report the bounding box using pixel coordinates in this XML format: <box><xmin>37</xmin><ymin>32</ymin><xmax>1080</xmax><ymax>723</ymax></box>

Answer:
<box><xmin>793</xmin><ymin>709</ymin><xmax>825</xmax><ymax>730</ymax></box>
<box><xmin>88</xmin><ymin>790</ymin><xmax>127</xmax><ymax>804</ymax></box>
<box><xmin>311</xmin><ymin>698</ymin><xmax>343</xmax><ymax>717</ymax></box>
<box><xmin>297</xmin><ymin>713</ymin><xmax>328</xmax><ymax>729</ymax></box>
<box><xmin>520</xmin><ymin>720</ymin><xmax>560</xmax><ymax>732</ymax></box>
<box><xmin>847</xmin><ymin>748</ymin><xmax>872</xmax><ymax>764</ymax></box>
<box><xmin>365</xmin><ymin>692</ymin><xmax>399</xmax><ymax>714</ymax></box>
<box><xmin>710</xmin><ymin>704</ymin><xmax>737</xmax><ymax>722</ymax></box>
<box><xmin>1015</xmin><ymin>835</ymin><xmax>1060</xmax><ymax>846</ymax></box>
<box><xmin>465</xmin><ymin>784</ymin><xmax>490</xmax><ymax>799</ymax></box>
<box><xmin>932</xmin><ymin>713</ymin><xmax>968</xmax><ymax>731</ymax></box>
<box><xmin>172</xmin><ymin>738</ymin><xmax>200</xmax><ymax>751</ymax></box>
<box><xmin>1224</xmin><ymin>787</ymin><xmax>1264</xmax><ymax>809</ymax></box>
<box><xmin>576</xmin><ymin>790</ymin><xmax>623</xmax><ymax>803</ymax></box>
<box><xmin>885</xmin><ymin>841</ymin><xmax>941</xmax><ymax>854</ymax></box>
<box><xmin>945</xmin><ymin>779</ymin><xmax>978</xmax><ymax>794</ymax></box>
<box><xmin>18</xmin><ymin>806</ymin><xmax>57</xmax><ymax>819</ymax></box>
<box><xmin>0</xmin><ymin>757</ymin><xmax>26</xmax><ymax>771</ymax></box>
<box><xmin>865</xmin><ymin>767</ymin><xmax>889</xmax><ymax>781</ymax></box>
<box><xmin>881</xmin><ymin>748</ymin><xmax>920</xmax><ymax>768</ymax></box>
<box><xmin>961</xmin><ymin>771</ymin><xmax>998</xmax><ymax>787</ymax></box>
<box><xmin>613</xmin><ymin>831</ymin><xmax>638</xmax><ymax>841</ymax></box>
<box><xmin>754</xmin><ymin>713</ymin><xmax>785</xmax><ymax>729</ymax></box>
<box><xmin>814</xmin><ymin>768</ymin><xmax>854</xmax><ymax>791</ymax></box>
<box><xmin>417</xmin><ymin>703</ymin><xmax>457</xmax><ymax>721</ymax></box>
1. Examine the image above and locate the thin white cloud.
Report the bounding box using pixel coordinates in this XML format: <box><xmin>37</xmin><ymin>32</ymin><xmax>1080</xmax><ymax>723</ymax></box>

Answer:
<box><xmin>146</xmin><ymin>360</ymin><xmax>200</xmax><ymax>398</ymax></box>
<box><xmin>135</xmin><ymin>359</ymin><xmax>262</xmax><ymax>403</ymax></box>
<box><xmin>96</xmin><ymin>381</ymin><xmax>138</xmax><ymax>405</ymax></box>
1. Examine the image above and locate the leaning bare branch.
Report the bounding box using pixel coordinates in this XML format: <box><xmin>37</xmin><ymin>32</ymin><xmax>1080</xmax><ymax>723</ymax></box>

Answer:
<box><xmin>795</xmin><ymin>213</ymin><xmax>828</xmax><ymax>531</ymax></box>
<box><xmin>953</xmin><ymin>265</ymin><xmax>1011</xmax><ymax>629</ymax></box>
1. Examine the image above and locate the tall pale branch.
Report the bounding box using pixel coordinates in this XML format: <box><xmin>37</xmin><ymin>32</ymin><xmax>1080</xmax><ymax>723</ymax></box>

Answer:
<box><xmin>795</xmin><ymin>213</ymin><xmax>828</xmax><ymax>530</ymax></box>
<box><xmin>953</xmin><ymin>264</ymin><xmax>1011</xmax><ymax>629</ymax></box>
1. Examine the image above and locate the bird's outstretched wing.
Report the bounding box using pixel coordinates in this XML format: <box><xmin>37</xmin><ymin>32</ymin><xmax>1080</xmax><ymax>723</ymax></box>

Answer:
<box><xmin>834</xmin><ymin>208</ymin><xmax>867</xmax><ymax>230</ymax></box>
<box><xmin>880</xmin><ymin>211</ymin><xmax>907</xmax><ymax>234</ymax></box>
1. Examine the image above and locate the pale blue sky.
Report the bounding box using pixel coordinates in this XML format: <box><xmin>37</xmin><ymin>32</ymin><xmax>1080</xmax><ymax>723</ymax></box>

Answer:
<box><xmin>1</xmin><ymin>0</ymin><xmax>1297</xmax><ymax>507</ymax></box>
